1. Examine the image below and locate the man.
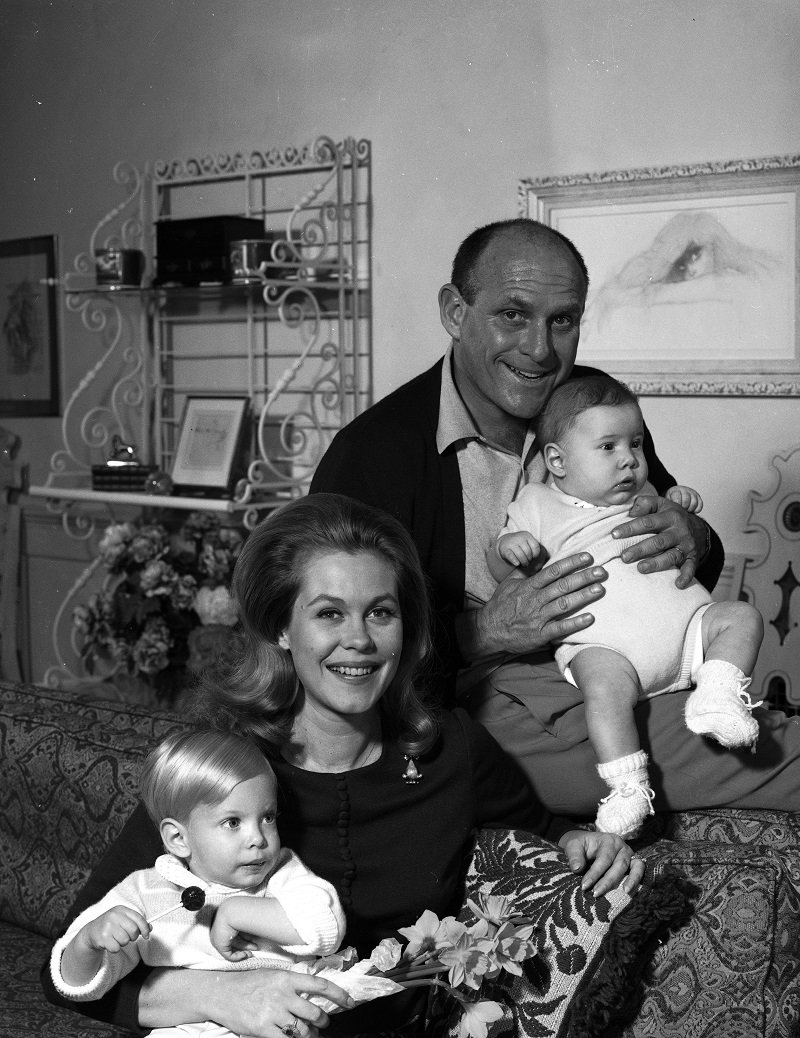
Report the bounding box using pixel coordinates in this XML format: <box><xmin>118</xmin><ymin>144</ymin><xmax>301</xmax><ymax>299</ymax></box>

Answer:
<box><xmin>311</xmin><ymin>218</ymin><xmax>800</xmax><ymax>818</ymax></box>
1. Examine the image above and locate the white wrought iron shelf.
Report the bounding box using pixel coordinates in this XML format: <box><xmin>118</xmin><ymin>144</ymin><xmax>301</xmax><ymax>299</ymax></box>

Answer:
<box><xmin>32</xmin><ymin>136</ymin><xmax>372</xmax><ymax>688</ymax></box>
<box><xmin>63</xmin><ymin>282</ymin><xmax>368</xmax><ymax>315</ymax></box>
<box><xmin>63</xmin><ymin>281</ymin><xmax>362</xmax><ymax>293</ymax></box>
<box><xmin>26</xmin><ymin>484</ymin><xmax>287</xmax><ymax>514</ymax></box>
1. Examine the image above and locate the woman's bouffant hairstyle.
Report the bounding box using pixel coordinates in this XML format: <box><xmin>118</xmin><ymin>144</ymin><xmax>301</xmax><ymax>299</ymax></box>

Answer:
<box><xmin>194</xmin><ymin>493</ymin><xmax>438</xmax><ymax>756</ymax></box>
<box><xmin>534</xmin><ymin>374</ymin><xmax>640</xmax><ymax>448</ymax></box>
<box><xmin>139</xmin><ymin>729</ymin><xmax>273</xmax><ymax>829</ymax></box>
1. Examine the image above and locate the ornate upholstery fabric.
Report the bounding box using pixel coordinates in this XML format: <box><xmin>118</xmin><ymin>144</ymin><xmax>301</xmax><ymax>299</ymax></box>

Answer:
<box><xmin>442</xmin><ymin>830</ymin><xmax>693</xmax><ymax>1038</ymax></box>
<box><xmin>3</xmin><ymin>924</ymin><xmax>121</xmax><ymax>1038</ymax></box>
<box><xmin>0</xmin><ymin>683</ymin><xmax>187</xmax><ymax>941</ymax></box>
<box><xmin>624</xmin><ymin>810</ymin><xmax>800</xmax><ymax>1038</ymax></box>
<box><xmin>2</xmin><ymin>680</ymin><xmax>800</xmax><ymax>1038</ymax></box>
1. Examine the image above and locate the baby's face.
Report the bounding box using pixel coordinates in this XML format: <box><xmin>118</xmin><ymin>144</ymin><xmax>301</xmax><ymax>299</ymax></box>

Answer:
<box><xmin>180</xmin><ymin>770</ymin><xmax>281</xmax><ymax>889</ymax></box>
<box><xmin>557</xmin><ymin>403</ymin><xmax>649</xmax><ymax>507</ymax></box>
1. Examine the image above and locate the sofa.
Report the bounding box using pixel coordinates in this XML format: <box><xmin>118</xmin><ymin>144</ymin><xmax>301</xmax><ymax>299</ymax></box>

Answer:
<box><xmin>1</xmin><ymin>677</ymin><xmax>799</xmax><ymax>1038</ymax></box>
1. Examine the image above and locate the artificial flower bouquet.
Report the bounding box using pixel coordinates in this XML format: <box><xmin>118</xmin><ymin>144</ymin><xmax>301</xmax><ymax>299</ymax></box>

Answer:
<box><xmin>73</xmin><ymin>511</ymin><xmax>243</xmax><ymax>700</ymax></box>
<box><xmin>308</xmin><ymin>896</ymin><xmax>540</xmax><ymax>1038</ymax></box>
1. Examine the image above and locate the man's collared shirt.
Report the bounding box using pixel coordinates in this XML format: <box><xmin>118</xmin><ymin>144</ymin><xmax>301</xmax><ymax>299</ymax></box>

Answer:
<box><xmin>436</xmin><ymin>344</ymin><xmax>547</xmax><ymax>611</ymax></box>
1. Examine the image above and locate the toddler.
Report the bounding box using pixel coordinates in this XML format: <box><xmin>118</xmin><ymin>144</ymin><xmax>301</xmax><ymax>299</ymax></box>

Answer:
<box><xmin>487</xmin><ymin>375</ymin><xmax>764</xmax><ymax>838</ymax></box>
<box><xmin>49</xmin><ymin>729</ymin><xmax>345</xmax><ymax>1038</ymax></box>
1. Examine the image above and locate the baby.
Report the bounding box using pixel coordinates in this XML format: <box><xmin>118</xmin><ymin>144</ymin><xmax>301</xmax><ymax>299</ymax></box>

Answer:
<box><xmin>49</xmin><ymin>729</ymin><xmax>345</xmax><ymax>1038</ymax></box>
<box><xmin>487</xmin><ymin>374</ymin><xmax>764</xmax><ymax>838</ymax></box>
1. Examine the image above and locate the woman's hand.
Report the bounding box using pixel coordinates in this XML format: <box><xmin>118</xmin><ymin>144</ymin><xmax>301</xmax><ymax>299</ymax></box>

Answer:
<box><xmin>557</xmin><ymin>829</ymin><xmax>644</xmax><ymax>897</ymax></box>
<box><xmin>611</xmin><ymin>495</ymin><xmax>709</xmax><ymax>589</ymax></box>
<box><xmin>139</xmin><ymin>965</ymin><xmax>355</xmax><ymax>1038</ymax></box>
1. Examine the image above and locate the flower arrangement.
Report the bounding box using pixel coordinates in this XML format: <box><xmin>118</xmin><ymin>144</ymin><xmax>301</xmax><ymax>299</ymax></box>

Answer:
<box><xmin>73</xmin><ymin>511</ymin><xmax>243</xmax><ymax>701</ymax></box>
<box><xmin>309</xmin><ymin>895</ymin><xmax>540</xmax><ymax>1038</ymax></box>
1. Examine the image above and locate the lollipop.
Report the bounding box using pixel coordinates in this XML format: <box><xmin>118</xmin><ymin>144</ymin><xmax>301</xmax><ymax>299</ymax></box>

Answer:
<box><xmin>147</xmin><ymin>886</ymin><xmax>206</xmax><ymax>925</ymax></box>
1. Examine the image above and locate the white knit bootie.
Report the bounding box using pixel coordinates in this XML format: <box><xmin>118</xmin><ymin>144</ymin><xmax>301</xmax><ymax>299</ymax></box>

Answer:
<box><xmin>595</xmin><ymin>750</ymin><xmax>655</xmax><ymax>839</ymax></box>
<box><xmin>684</xmin><ymin>660</ymin><xmax>762</xmax><ymax>750</ymax></box>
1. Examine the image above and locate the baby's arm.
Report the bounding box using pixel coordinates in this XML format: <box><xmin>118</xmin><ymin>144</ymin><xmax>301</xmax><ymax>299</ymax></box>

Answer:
<box><xmin>212</xmin><ymin>853</ymin><xmax>346</xmax><ymax>962</ymax></box>
<box><xmin>60</xmin><ymin>906</ymin><xmax>149</xmax><ymax>987</ymax></box>
<box><xmin>487</xmin><ymin>531</ymin><xmax>542</xmax><ymax>582</ymax></box>
<box><xmin>665</xmin><ymin>484</ymin><xmax>703</xmax><ymax>513</ymax></box>
<box><xmin>211</xmin><ymin>895</ymin><xmax>301</xmax><ymax>962</ymax></box>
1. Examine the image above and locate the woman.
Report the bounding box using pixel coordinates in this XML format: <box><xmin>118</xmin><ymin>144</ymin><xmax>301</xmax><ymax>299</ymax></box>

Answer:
<box><xmin>43</xmin><ymin>494</ymin><xmax>643</xmax><ymax>1038</ymax></box>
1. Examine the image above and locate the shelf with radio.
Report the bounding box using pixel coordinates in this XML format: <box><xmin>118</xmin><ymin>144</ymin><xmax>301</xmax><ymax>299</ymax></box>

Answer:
<box><xmin>26</xmin><ymin>136</ymin><xmax>372</xmax><ymax>691</ymax></box>
<box><xmin>29</xmin><ymin>136</ymin><xmax>373</xmax><ymax>530</ymax></box>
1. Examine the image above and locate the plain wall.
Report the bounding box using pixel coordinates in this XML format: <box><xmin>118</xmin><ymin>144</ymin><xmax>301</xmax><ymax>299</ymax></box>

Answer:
<box><xmin>1</xmin><ymin>0</ymin><xmax>798</xmax><ymax>634</ymax></box>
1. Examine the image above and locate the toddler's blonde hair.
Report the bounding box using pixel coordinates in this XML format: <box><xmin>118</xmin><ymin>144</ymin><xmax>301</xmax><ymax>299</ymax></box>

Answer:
<box><xmin>140</xmin><ymin>729</ymin><xmax>274</xmax><ymax>827</ymax></box>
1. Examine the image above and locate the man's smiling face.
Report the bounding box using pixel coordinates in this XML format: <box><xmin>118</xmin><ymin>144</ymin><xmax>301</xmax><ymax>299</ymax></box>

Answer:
<box><xmin>447</xmin><ymin>227</ymin><xmax>586</xmax><ymax>450</ymax></box>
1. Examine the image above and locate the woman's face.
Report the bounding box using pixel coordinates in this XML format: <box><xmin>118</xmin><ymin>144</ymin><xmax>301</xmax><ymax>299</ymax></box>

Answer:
<box><xmin>279</xmin><ymin>549</ymin><xmax>403</xmax><ymax>722</ymax></box>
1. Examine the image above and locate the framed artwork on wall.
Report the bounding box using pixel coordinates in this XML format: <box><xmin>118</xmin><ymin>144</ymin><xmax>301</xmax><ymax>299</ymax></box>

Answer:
<box><xmin>520</xmin><ymin>155</ymin><xmax>800</xmax><ymax>396</ymax></box>
<box><xmin>0</xmin><ymin>235</ymin><xmax>60</xmax><ymax>416</ymax></box>
<box><xmin>171</xmin><ymin>396</ymin><xmax>249</xmax><ymax>495</ymax></box>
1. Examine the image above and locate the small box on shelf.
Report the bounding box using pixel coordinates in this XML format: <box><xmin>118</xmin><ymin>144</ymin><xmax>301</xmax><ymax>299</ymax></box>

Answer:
<box><xmin>91</xmin><ymin>465</ymin><xmax>157</xmax><ymax>493</ymax></box>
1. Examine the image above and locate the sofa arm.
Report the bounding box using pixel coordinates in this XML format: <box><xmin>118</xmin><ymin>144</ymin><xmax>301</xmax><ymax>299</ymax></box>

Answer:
<box><xmin>0</xmin><ymin>681</ymin><xmax>188</xmax><ymax>940</ymax></box>
<box><xmin>439</xmin><ymin>829</ymin><xmax>693</xmax><ymax>1038</ymax></box>
<box><xmin>623</xmin><ymin>839</ymin><xmax>800</xmax><ymax>1038</ymax></box>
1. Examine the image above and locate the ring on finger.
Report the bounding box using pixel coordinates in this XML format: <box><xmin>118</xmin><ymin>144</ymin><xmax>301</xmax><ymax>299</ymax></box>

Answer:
<box><xmin>673</xmin><ymin>547</ymin><xmax>685</xmax><ymax>565</ymax></box>
<box><xmin>282</xmin><ymin>1017</ymin><xmax>299</xmax><ymax>1038</ymax></box>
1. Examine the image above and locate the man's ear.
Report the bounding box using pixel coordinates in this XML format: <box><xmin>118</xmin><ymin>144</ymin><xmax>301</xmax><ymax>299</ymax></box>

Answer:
<box><xmin>438</xmin><ymin>283</ymin><xmax>467</xmax><ymax>340</ymax></box>
<box><xmin>544</xmin><ymin>442</ymin><xmax>566</xmax><ymax>478</ymax></box>
<box><xmin>161</xmin><ymin>818</ymin><xmax>191</xmax><ymax>860</ymax></box>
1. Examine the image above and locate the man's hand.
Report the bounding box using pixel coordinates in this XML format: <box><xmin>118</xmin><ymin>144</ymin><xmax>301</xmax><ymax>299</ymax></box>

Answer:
<box><xmin>457</xmin><ymin>552</ymin><xmax>607</xmax><ymax>661</ymax></box>
<box><xmin>611</xmin><ymin>495</ymin><xmax>709</xmax><ymax>589</ymax></box>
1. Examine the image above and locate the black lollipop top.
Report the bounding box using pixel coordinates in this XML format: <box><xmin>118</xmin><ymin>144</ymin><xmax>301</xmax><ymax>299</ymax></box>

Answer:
<box><xmin>181</xmin><ymin>886</ymin><xmax>206</xmax><ymax>911</ymax></box>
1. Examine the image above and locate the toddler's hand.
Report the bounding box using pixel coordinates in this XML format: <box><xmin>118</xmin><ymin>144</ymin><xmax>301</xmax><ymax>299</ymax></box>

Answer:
<box><xmin>665</xmin><ymin>485</ymin><xmax>703</xmax><ymax>513</ymax></box>
<box><xmin>210</xmin><ymin>905</ymin><xmax>259</xmax><ymax>962</ymax></box>
<box><xmin>83</xmin><ymin>906</ymin><xmax>150</xmax><ymax>954</ymax></box>
<box><xmin>497</xmin><ymin>531</ymin><xmax>541</xmax><ymax>568</ymax></box>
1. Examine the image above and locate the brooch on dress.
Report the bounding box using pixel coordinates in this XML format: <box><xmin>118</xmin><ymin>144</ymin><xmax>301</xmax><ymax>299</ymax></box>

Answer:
<box><xmin>402</xmin><ymin>754</ymin><xmax>422</xmax><ymax>784</ymax></box>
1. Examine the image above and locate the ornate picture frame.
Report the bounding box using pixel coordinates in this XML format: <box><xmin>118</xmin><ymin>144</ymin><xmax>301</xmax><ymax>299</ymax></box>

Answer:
<box><xmin>520</xmin><ymin>156</ymin><xmax>800</xmax><ymax>396</ymax></box>
<box><xmin>170</xmin><ymin>396</ymin><xmax>250</xmax><ymax>495</ymax></box>
<box><xmin>0</xmin><ymin>235</ymin><xmax>60</xmax><ymax>416</ymax></box>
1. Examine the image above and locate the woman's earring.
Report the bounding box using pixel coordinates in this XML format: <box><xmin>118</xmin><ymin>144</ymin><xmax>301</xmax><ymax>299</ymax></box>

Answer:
<box><xmin>402</xmin><ymin>755</ymin><xmax>422</xmax><ymax>784</ymax></box>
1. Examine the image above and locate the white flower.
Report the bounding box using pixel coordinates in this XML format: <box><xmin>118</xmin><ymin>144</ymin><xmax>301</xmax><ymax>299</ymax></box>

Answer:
<box><xmin>97</xmin><ymin>522</ymin><xmax>136</xmax><ymax>566</ymax></box>
<box><xmin>456</xmin><ymin>1000</ymin><xmax>504</xmax><ymax>1038</ymax></box>
<box><xmin>193</xmin><ymin>586</ymin><xmax>238</xmax><ymax>626</ymax></box>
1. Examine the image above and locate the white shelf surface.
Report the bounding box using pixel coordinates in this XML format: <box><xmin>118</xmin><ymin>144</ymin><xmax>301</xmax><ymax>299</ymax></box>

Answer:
<box><xmin>27</xmin><ymin>485</ymin><xmax>282</xmax><ymax>513</ymax></box>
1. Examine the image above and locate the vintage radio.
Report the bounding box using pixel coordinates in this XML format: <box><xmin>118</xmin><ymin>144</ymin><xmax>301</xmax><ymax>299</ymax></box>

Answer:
<box><xmin>154</xmin><ymin>215</ymin><xmax>264</xmax><ymax>286</ymax></box>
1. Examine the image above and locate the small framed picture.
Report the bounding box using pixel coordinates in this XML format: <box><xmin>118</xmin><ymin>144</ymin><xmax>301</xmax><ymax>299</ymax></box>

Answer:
<box><xmin>171</xmin><ymin>396</ymin><xmax>249</xmax><ymax>495</ymax></box>
<box><xmin>0</xmin><ymin>235</ymin><xmax>60</xmax><ymax>416</ymax></box>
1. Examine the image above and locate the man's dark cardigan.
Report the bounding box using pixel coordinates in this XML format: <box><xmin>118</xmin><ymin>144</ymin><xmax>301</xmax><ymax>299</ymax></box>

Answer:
<box><xmin>310</xmin><ymin>358</ymin><xmax>724</xmax><ymax>693</ymax></box>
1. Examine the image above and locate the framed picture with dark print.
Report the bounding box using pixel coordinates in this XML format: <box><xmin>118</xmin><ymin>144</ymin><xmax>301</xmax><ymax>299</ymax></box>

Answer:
<box><xmin>171</xmin><ymin>396</ymin><xmax>250</xmax><ymax>495</ymax></box>
<box><xmin>520</xmin><ymin>155</ymin><xmax>800</xmax><ymax>396</ymax></box>
<box><xmin>0</xmin><ymin>236</ymin><xmax>60</xmax><ymax>416</ymax></box>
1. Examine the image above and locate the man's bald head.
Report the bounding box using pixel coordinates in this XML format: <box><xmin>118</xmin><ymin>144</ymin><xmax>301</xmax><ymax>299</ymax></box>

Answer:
<box><xmin>450</xmin><ymin>218</ymin><xmax>589</xmax><ymax>306</ymax></box>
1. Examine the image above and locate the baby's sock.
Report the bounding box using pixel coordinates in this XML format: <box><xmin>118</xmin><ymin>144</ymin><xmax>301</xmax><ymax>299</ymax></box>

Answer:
<box><xmin>595</xmin><ymin>750</ymin><xmax>655</xmax><ymax>839</ymax></box>
<box><xmin>685</xmin><ymin>659</ymin><xmax>761</xmax><ymax>750</ymax></box>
